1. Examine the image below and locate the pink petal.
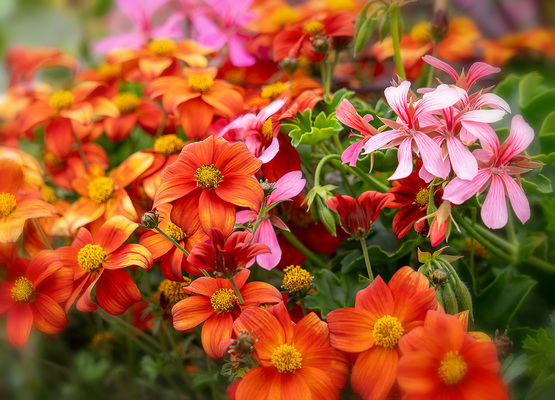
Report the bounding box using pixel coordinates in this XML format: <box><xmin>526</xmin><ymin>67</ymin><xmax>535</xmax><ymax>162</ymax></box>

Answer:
<box><xmin>384</xmin><ymin>81</ymin><xmax>411</xmax><ymax>123</ymax></box>
<box><xmin>461</xmin><ymin>121</ymin><xmax>500</xmax><ymax>158</ymax></box>
<box><xmin>422</xmin><ymin>55</ymin><xmax>459</xmax><ymax>82</ymax></box>
<box><xmin>462</xmin><ymin>109</ymin><xmax>506</xmax><ymax>124</ymax></box>
<box><xmin>267</xmin><ymin>171</ymin><xmax>306</xmax><ymax>205</ymax></box>
<box><xmin>342</xmin><ymin>140</ymin><xmax>365</xmax><ymax>167</ymax></box>
<box><xmin>362</xmin><ymin>130</ymin><xmax>403</xmax><ymax>154</ymax></box>
<box><xmin>413</xmin><ymin>132</ymin><xmax>448</xmax><ymax>179</ymax></box>
<box><xmin>389</xmin><ymin>137</ymin><xmax>414</xmax><ymax>180</ymax></box>
<box><xmin>446</xmin><ymin>136</ymin><xmax>478</xmax><ymax>180</ymax></box>
<box><xmin>227</xmin><ymin>35</ymin><xmax>256</xmax><ymax>67</ymax></box>
<box><xmin>499</xmin><ymin>115</ymin><xmax>534</xmax><ymax>165</ymax></box>
<box><xmin>253</xmin><ymin>220</ymin><xmax>281</xmax><ymax>270</ymax></box>
<box><xmin>236</xmin><ymin>210</ymin><xmax>258</xmax><ymax>225</ymax></box>
<box><xmin>258</xmin><ymin>138</ymin><xmax>279</xmax><ymax>163</ymax></box>
<box><xmin>481</xmin><ymin>175</ymin><xmax>508</xmax><ymax>229</ymax></box>
<box><xmin>94</xmin><ymin>32</ymin><xmax>146</xmax><ymax>53</ymax></box>
<box><xmin>499</xmin><ymin>172</ymin><xmax>530</xmax><ymax>225</ymax></box>
<box><xmin>467</xmin><ymin>62</ymin><xmax>501</xmax><ymax>88</ymax></box>
<box><xmin>443</xmin><ymin>169</ymin><xmax>492</xmax><ymax>204</ymax></box>
<box><xmin>473</xmin><ymin>93</ymin><xmax>511</xmax><ymax>113</ymax></box>
<box><xmin>414</xmin><ymin>84</ymin><xmax>461</xmax><ymax>120</ymax></box>
<box><xmin>192</xmin><ymin>13</ymin><xmax>226</xmax><ymax>50</ymax></box>
<box><xmin>257</xmin><ymin>99</ymin><xmax>286</xmax><ymax>122</ymax></box>
<box><xmin>151</xmin><ymin>13</ymin><xmax>185</xmax><ymax>40</ymax></box>
<box><xmin>336</xmin><ymin>99</ymin><xmax>374</xmax><ymax>134</ymax></box>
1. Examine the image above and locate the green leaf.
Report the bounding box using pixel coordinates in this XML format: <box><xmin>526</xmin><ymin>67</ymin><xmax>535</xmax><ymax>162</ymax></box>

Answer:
<box><xmin>521</xmin><ymin>171</ymin><xmax>553</xmax><ymax>194</ymax></box>
<box><xmin>523</xmin><ymin>312</ymin><xmax>555</xmax><ymax>400</ymax></box>
<box><xmin>378</xmin><ymin>13</ymin><xmax>390</xmax><ymax>42</ymax></box>
<box><xmin>318</xmin><ymin>88</ymin><xmax>355</xmax><ymax>114</ymax></box>
<box><xmin>285</xmin><ymin>109</ymin><xmax>342</xmax><ymax>147</ymax></box>
<box><xmin>523</xmin><ymin>88</ymin><xmax>555</xmax><ymax>132</ymax></box>
<box><xmin>304</xmin><ymin>269</ymin><xmax>367</xmax><ymax>317</ymax></box>
<box><xmin>316</xmin><ymin>196</ymin><xmax>337</xmax><ymax>236</ymax></box>
<box><xmin>474</xmin><ymin>269</ymin><xmax>536</xmax><ymax>331</ymax></box>
<box><xmin>518</xmin><ymin>235</ymin><xmax>547</xmax><ymax>261</ymax></box>
<box><xmin>354</xmin><ymin>7</ymin><xmax>380</xmax><ymax>56</ymax></box>
<box><xmin>341</xmin><ymin>238</ymin><xmax>421</xmax><ymax>273</ymax></box>
<box><xmin>519</xmin><ymin>72</ymin><xmax>544</xmax><ymax>109</ymax></box>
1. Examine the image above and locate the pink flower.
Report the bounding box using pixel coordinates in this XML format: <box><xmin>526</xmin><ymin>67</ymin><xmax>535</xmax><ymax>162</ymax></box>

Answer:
<box><xmin>443</xmin><ymin>115</ymin><xmax>535</xmax><ymax>229</ymax></box>
<box><xmin>363</xmin><ymin>81</ymin><xmax>461</xmax><ymax>180</ymax></box>
<box><xmin>236</xmin><ymin>171</ymin><xmax>306</xmax><ymax>270</ymax></box>
<box><xmin>336</xmin><ymin>99</ymin><xmax>378</xmax><ymax>167</ymax></box>
<box><xmin>94</xmin><ymin>0</ymin><xmax>184</xmax><ymax>53</ymax></box>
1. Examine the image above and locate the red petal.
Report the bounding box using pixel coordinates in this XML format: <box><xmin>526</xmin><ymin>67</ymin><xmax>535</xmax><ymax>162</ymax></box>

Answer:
<box><xmin>96</xmin><ymin>269</ymin><xmax>141</xmax><ymax>315</ymax></box>
<box><xmin>7</xmin><ymin>303</ymin><xmax>33</xmax><ymax>347</ymax></box>
<box><xmin>96</xmin><ymin>216</ymin><xmax>138</xmax><ymax>254</ymax></box>
<box><xmin>327</xmin><ymin>308</ymin><xmax>375</xmax><ymax>353</ymax></box>
<box><xmin>104</xmin><ymin>244</ymin><xmax>153</xmax><ymax>270</ymax></box>
<box><xmin>26</xmin><ymin>249</ymin><xmax>62</xmax><ymax>286</ymax></box>
<box><xmin>198</xmin><ymin>190</ymin><xmax>236</xmax><ymax>236</ymax></box>
<box><xmin>351</xmin><ymin>346</ymin><xmax>399</xmax><ymax>399</ymax></box>
<box><xmin>172</xmin><ymin>295</ymin><xmax>213</xmax><ymax>331</ymax></box>
<box><xmin>201</xmin><ymin>313</ymin><xmax>233</xmax><ymax>359</ymax></box>
<box><xmin>31</xmin><ymin>293</ymin><xmax>68</xmax><ymax>334</ymax></box>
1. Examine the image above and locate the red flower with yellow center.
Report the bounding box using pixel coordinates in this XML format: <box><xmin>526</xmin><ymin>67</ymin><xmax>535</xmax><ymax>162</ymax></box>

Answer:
<box><xmin>327</xmin><ymin>266</ymin><xmax>438</xmax><ymax>400</ymax></box>
<box><xmin>232</xmin><ymin>302</ymin><xmax>349</xmax><ymax>400</ymax></box>
<box><xmin>397</xmin><ymin>311</ymin><xmax>509</xmax><ymax>400</ymax></box>
<box><xmin>172</xmin><ymin>269</ymin><xmax>282</xmax><ymax>359</ymax></box>
<box><xmin>153</xmin><ymin>136</ymin><xmax>264</xmax><ymax>236</ymax></box>
<box><xmin>56</xmin><ymin>216</ymin><xmax>153</xmax><ymax>315</ymax></box>
<box><xmin>0</xmin><ymin>250</ymin><xmax>74</xmax><ymax>347</ymax></box>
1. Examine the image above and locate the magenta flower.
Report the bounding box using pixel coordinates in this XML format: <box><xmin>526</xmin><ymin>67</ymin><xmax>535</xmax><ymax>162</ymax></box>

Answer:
<box><xmin>443</xmin><ymin>115</ymin><xmax>535</xmax><ymax>229</ymax></box>
<box><xmin>336</xmin><ymin>99</ymin><xmax>378</xmax><ymax>167</ymax></box>
<box><xmin>217</xmin><ymin>99</ymin><xmax>285</xmax><ymax>163</ymax></box>
<box><xmin>191</xmin><ymin>0</ymin><xmax>256</xmax><ymax>67</ymax></box>
<box><xmin>363</xmin><ymin>81</ymin><xmax>461</xmax><ymax>180</ymax></box>
<box><xmin>236</xmin><ymin>171</ymin><xmax>306</xmax><ymax>270</ymax></box>
<box><xmin>94</xmin><ymin>0</ymin><xmax>184</xmax><ymax>53</ymax></box>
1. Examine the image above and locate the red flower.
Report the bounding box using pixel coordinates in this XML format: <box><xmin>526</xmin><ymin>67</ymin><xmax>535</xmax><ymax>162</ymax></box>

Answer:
<box><xmin>0</xmin><ymin>251</ymin><xmax>73</xmax><ymax>347</ymax></box>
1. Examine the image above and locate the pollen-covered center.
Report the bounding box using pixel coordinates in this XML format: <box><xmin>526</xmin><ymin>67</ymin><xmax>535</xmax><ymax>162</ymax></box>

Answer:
<box><xmin>154</xmin><ymin>134</ymin><xmax>185</xmax><ymax>156</ymax></box>
<box><xmin>158</xmin><ymin>278</ymin><xmax>191</xmax><ymax>306</ymax></box>
<box><xmin>261</xmin><ymin>118</ymin><xmax>274</xmax><ymax>140</ymax></box>
<box><xmin>148</xmin><ymin>39</ymin><xmax>177</xmax><ymax>57</ymax></box>
<box><xmin>195</xmin><ymin>164</ymin><xmax>222</xmax><ymax>189</ymax></box>
<box><xmin>49</xmin><ymin>90</ymin><xmax>75</xmax><ymax>111</ymax></box>
<box><xmin>261</xmin><ymin>82</ymin><xmax>287</xmax><ymax>100</ymax></box>
<box><xmin>0</xmin><ymin>192</ymin><xmax>17</xmax><ymax>218</ymax></box>
<box><xmin>438</xmin><ymin>351</ymin><xmax>468</xmax><ymax>385</ymax></box>
<box><xmin>282</xmin><ymin>265</ymin><xmax>313</xmax><ymax>292</ymax></box>
<box><xmin>302</xmin><ymin>21</ymin><xmax>325</xmax><ymax>36</ymax></box>
<box><xmin>10</xmin><ymin>277</ymin><xmax>36</xmax><ymax>303</ymax></box>
<box><xmin>98</xmin><ymin>63</ymin><xmax>121</xmax><ymax>79</ymax></box>
<box><xmin>372</xmin><ymin>315</ymin><xmax>404</xmax><ymax>348</ymax></box>
<box><xmin>271</xmin><ymin>344</ymin><xmax>303</xmax><ymax>373</ymax></box>
<box><xmin>414</xmin><ymin>188</ymin><xmax>430</xmax><ymax>207</ymax></box>
<box><xmin>113</xmin><ymin>93</ymin><xmax>140</xmax><ymax>114</ymax></box>
<box><xmin>188</xmin><ymin>74</ymin><xmax>214</xmax><ymax>93</ymax></box>
<box><xmin>88</xmin><ymin>176</ymin><xmax>114</xmax><ymax>204</ymax></box>
<box><xmin>40</xmin><ymin>186</ymin><xmax>57</xmax><ymax>204</ymax></box>
<box><xmin>77</xmin><ymin>244</ymin><xmax>106</xmax><ymax>272</ymax></box>
<box><xmin>271</xmin><ymin>6</ymin><xmax>298</xmax><ymax>26</ymax></box>
<box><xmin>165</xmin><ymin>222</ymin><xmax>187</xmax><ymax>241</ymax></box>
<box><xmin>210</xmin><ymin>288</ymin><xmax>237</xmax><ymax>313</ymax></box>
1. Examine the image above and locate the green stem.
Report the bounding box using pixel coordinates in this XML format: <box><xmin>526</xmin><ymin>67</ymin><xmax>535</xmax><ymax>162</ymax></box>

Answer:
<box><xmin>314</xmin><ymin>154</ymin><xmax>340</xmax><ymax>187</ymax></box>
<box><xmin>230</xmin><ymin>275</ymin><xmax>245</xmax><ymax>305</ymax></box>
<box><xmin>425</xmin><ymin>42</ymin><xmax>437</xmax><ymax>88</ymax></box>
<box><xmin>526</xmin><ymin>256</ymin><xmax>555</xmax><ymax>274</ymax></box>
<box><xmin>471</xmin><ymin>219</ymin><xmax>514</xmax><ymax>253</ymax></box>
<box><xmin>333</xmin><ymin>133</ymin><xmax>343</xmax><ymax>153</ymax></box>
<box><xmin>506</xmin><ymin>212</ymin><xmax>518</xmax><ymax>245</ymax></box>
<box><xmin>469</xmin><ymin>208</ymin><xmax>476</xmax><ymax>287</ymax></box>
<box><xmin>320</xmin><ymin>59</ymin><xmax>330</xmax><ymax>99</ymax></box>
<box><xmin>342</xmin><ymin>163</ymin><xmax>389</xmax><ymax>192</ymax></box>
<box><xmin>360</xmin><ymin>238</ymin><xmax>374</xmax><ymax>282</ymax></box>
<box><xmin>72</xmin><ymin>131</ymin><xmax>89</xmax><ymax>169</ymax></box>
<box><xmin>154</xmin><ymin>226</ymin><xmax>189</xmax><ymax>257</ymax></box>
<box><xmin>389</xmin><ymin>5</ymin><xmax>406</xmax><ymax>80</ymax></box>
<box><xmin>282</xmin><ymin>229</ymin><xmax>328</xmax><ymax>270</ymax></box>
<box><xmin>33</xmin><ymin>219</ymin><xmax>52</xmax><ymax>250</ymax></box>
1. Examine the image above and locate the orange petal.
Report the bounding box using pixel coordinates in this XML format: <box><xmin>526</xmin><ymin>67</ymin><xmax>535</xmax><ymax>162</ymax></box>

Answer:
<box><xmin>459</xmin><ymin>371</ymin><xmax>509</xmax><ymax>400</ymax></box>
<box><xmin>26</xmin><ymin>249</ymin><xmax>62</xmax><ymax>286</ymax></box>
<box><xmin>172</xmin><ymin>295</ymin><xmax>213</xmax><ymax>331</ymax></box>
<box><xmin>104</xmin><ymin>188</ymin><xmax>138</xmax><ymax>222</ymax></box>
<box><xmin>14</xmin><ymin>197</ymin><xmax>55</xmax><ymax>220</ymax></box>
<box><xmin>139</xmin><ymin>231</ymin><xmax>173</xmax><ymax>260</ymax></box>
<box><xmin>351</xmin><ymin>346</ymin><xmax>399</xmax><ymax>400</ymax></box>
<box><xmin>178</xmin><ymin>98</ymin><xmax>213</xmax><ymax>140</ymax></box>
<box><xmin>327</xmin><ymin>308</ymin><xmax>375</xmax><ymax>353</ymax></box>
<box><xmin>76</xmin><ymin>274</ymin><xmax>102</xmax><ymax>313</ymax></box>
<box><xmin>104</xmin><ymin>244</ymin><xmax>153</xmax><ymax>270</ymax></box>
<box><xmin>240</xmin><ymin>281</ymin><xmax>283</xmax><ymax>307</ymax></box>
<box><xmin>198</xmin><ymin>189</ymin><xmax>236</xmax><ymax>236</ymax></box>
<box><xmin>67</xmin><ymin>198</ymin><xmax>105</xmax><ymax>234</ymax></box>
<box><xmin>31</xmin><ymin>293</ymin><xmax>68</xmax><ymax>334</ymax></box>
<box><xmin>96</xmin><ymin>215</ymin><xmax>138</xmax><ymax>254</ymax></box>
<box><xmin>292</xmin><ymin>312</ymin><xmax>330</xmax><ymax>353</ymax></box>
<box><xmin>0</xmin><ymin>282</ymin><xmax>16</xmax><ymax>315</ymax></box>
<box><xmin>355</xmin><ymin>275</ymin><xmax>395</xmax><ymax>318</ymax></box>
<box><xmin>96</xmin><ymin>269</ymin><xmax>141</xmax><ymax>315</ymax></box>
<box><xmin>60</xmin><ymin>102</ymin><xmax>94</xmax><ymax>125</ymax></box>
<box><xmin>45</xmin><ymin>117</ymin><xmax>74</xmax><ymax>159</ymax></box>
<box><xmin>36</xmin><ymin>267</ymin><xmax>74</xmax><ymax>304</ymax></box>
<box><xmin>214</xmin><ymin>141</ymin><xmax>263</xmax><ymax>176</ymax></box>
<box><xmin>201</xmin><ymin>312</ymin><xmax>233</xmax><ymax>359</ymax></box>
<box><xmin>396</xmin><ymin>352</ymin><xmax>440</xmax><ymax>395</ymax></box>
<box><xmin>215</xmin><ymin>175</ymin><xmax>263</xmax><ymax>210</ymax></box>
<box><xmin>170</xmin><ymin>191</ymin><xmax>202</xmax><ymax>235</ymax></box>
<box><xmin>7</xmin><ymin>303</ymin><xmax>33</xmax><ymax>347</ymax></box>
<box><xmin>0</xmin><ymin>215</ymin><xmax>25</xmax><ymax>242</ymax></box>
<box><xmin>112</xmin><ymin>151</ymin><xmax>155</xmax><ymax>189</ymax></box>
<box><xmin>0</xmin><ymin>149</ymin><xmax>24</xmax><ymax>192</ymax></box>
<box><xmin>237</xmin><ymin>367</ymin><xmax>311</xmax><ymax>400</ymax></box>
<box><xmin>202</xmin><ymin>82</ymin><xmax>243</xmax><ymax>117</ymax></box>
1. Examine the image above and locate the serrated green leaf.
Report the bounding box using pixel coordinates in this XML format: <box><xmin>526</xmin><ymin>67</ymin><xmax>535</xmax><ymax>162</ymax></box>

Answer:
<box><xmin>318</xmin><ymin>88</ymin><xmax>355</xmax><ymax>114</ymax></box>
<box><xmin>521</xmin><ymin>171</ymin><xmax>552</xmax><ymax>194</ymax></box>
<box><xmin>287</xmin><ymin>109</ymin><xmax>341</xmax><ymax>146</ymax></box>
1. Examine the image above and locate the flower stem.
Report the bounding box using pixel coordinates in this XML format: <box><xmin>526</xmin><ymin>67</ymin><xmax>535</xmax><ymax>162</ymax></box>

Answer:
<box><xmin>230</xmin><ymin>275</ymin><xmax>245</xmax><ymax>305</ymax></box>
<box><xmin>282</xmin><ymin>229</ymin><xmax>328</xmax><ymax>270</ymax></box>
<box><xmin>154</xmin><ymin>226</ymin><xmax>189</xmax><ymax>256</ymax></box>
<box><xmin>389</xmin><ymin>4</ymin><xmax>406</xmax><ymax>80</ymax></box>
<box><xmin>360</xmin><ymin>238</ymin><xmax>374</xmax><ymax>282</ymax></box>
<box><xmin>33</xmin><ymin>219</ymin><xmax>52</xmax><ymax>250</ymax></box>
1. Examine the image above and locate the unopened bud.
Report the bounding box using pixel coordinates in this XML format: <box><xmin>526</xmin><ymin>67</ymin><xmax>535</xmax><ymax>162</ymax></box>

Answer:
<box><xmin>279</xmin><ymin>56</ymin><xmax>299</xmax><ymax>74</ymax></box>
<box><xmin>440</xmin><ymin>282</ymin><xmax>458</xmax><ymax>314</ymax></box>
<box><xmin>430</xmin><ymin>269</ymin><xmax>448</xmax><ymax>285</ymax></box>
<box><xmin>259</xmin><ymin>179</ymin><xmax>275</xmax><ymax>196</ymax></box>
<box><xmin>141</xmin><ymin>211</ymin><xmax>160</xmax><ymax>229</ymax></box>
<box><xmin>493</xmin><ymin>330</ymin><xmax>513</xmax><ymax>357</ymax></box>
<box><xmin>229</xmin><ymin>330</ymin><xmax>258</xmax><ymax>357</ymax></box>
<box><xmin>430</xmin><ymin>0</ymin><xmax>449</xmax><ymax>41</ymax></box>
<box><xmin>454</xmin><ymin>281</ymin><xmax>473</xmax><ymax>319</ymax></box>
<box><xmin>311</xmin><ymin>35</ymin><xmax>329</xmax><ymax>53</ymax></box>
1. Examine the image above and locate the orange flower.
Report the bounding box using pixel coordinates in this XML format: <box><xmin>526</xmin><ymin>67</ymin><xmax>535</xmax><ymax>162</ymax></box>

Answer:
<box><xmin>172</xmin><ymin>269</ymin><xmax>282</xmax><ymax>359</ymax></box>
<box><xmin>147</xmin><ymin>68</ymin><xmax>244</xmax><ymax>140</ymax></box>
<box><xmin>56</xmin><ymin>216</ymin><xmax>153</xmax><ymax>315</ymax></box>
<box><xmin>397</xmin><ymin>310</ymin><xmax>509</xmax><ymax>400</ymax></box>
<box><xmin>153</xmin><ymin>136</ymin><xmax>263</xmax><ymax>236</ymax></box>
<box><xmin>327</xmin><ymin>266</ymin><xmax>438</xmax><ymax>400</ymax></box>
<box><xmin>232</xmin><ymin>302</ymin><xmax>349</xmax><ymax>400</ymax></box>
<box><xmin>0</xmin><ymin>250</ymin><xmax>74</xmax><ymax>347</ymax></box>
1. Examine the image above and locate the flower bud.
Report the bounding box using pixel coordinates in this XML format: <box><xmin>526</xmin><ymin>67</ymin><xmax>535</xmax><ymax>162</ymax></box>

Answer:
<box><xmin>278</xmin><ymin>56</ymin><xmax>300</xmax><ymax>74</ymax></box>
<box><xmin>311</xmin><ymin>35</ymin><xmax>329</xmax><ymax>53</ymax></box>
<box><xmin>229</xmin><ymin>330</ymin><xmax>258</xmax><ymax>358</ymax></box>
<box><xmin>141</xmin><ymin>211</ymin><xmax>160</xmax><ymax>229</ymax></box>
<box><xmin>493</xmin><ymin>330</ymin><xmax>513</xmax><ymax>357</ymax></box>
<box><xmin>430</xmin><ymin>0</ymin><xmax>449</xmax><ymax>41</ymax></box>
<box><xmin>430</xmin><ymin>269</ymin><xmax>448</xmax><ymax>285</ymax></box>
<box><xmin>454</xmin><ymin>280</ymin><xmax>473</xmax><ymax>318</ymax></box>
<box><xmin>439</xmin><ymin>282</ymin><xmax>458</xmax><ymax>314</ymax></box>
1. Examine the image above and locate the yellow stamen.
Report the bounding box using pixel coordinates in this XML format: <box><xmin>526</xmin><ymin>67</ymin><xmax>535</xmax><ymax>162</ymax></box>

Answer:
<box><xmin>148</xmin><ymin>39</ymin><xmax>177</xmax><ymax>57</ymax></box>
<box><xmin>261</xmin><ymin>118</ymin><xmax>274</xmax><ymax>140</ymax></box>
<box><xmin>325</xmin><ymin>0</ymin><xmax>355</xmax><ymax>11</ymax></box>
<box><xmin>210</xmin><ymin>288</ymin><xmax>237</xmax><ymax>313</ymax></box>
<box><xmin>271</xmin><ymin>344</ymin><xmax>303</xmax><ymax>373</ymax></box>
<box><xmin>282</xmin><ymin>265</ymin><xmax>313</xmax><ymax>293</ymax></box>
<box><xmin>98</xmin><ymin>63</ymin><xmax>121</xmax><ymax>79</ymax></box>
<box><xmin>165</xmin><ymin>221</ymin><xmax>187</xmax><ymax>241</ymax></box>
<box><xmin>261</xmin><ymin>82</ymin><xmax>287</xmax><ymax>100</ymax></box>
<box><xmin>414</xmin><ymin>188</ymin><xmax>430</xmax><ymax>207</ymax></box>
<box><xmin>43</xmin><ymin>151</ymin><xmax>64</xmax><ymax>168</ymax></box>
<box><xmin>438</xmin><ymin>351</ymin><xmax>468</xmax><ymax>385</ymax></box>
<box><xmin>410</xmin><ymin>22</ymin><xmax>432</xmax><ymax>44</ymax></box>
<box><xmin>158</xmin><ymin>278</ymin><xmax>191</xmax><ymax>306</ymax></box>
<box><xmin>372</xmin><ymin>315</ymin><xmax>404</xmax><ymax>348</ymax></box>
<box><xmin>49</xmin><ymin>90</ymin><xmax>74</xmax><ymax>112</ymax></box>
<box><xmin>88</xmin><ymin>176</ymin><xmax>114</xmax><ymax>204</ymax></box>
<box><xmin>113</xmin><ymin>93</ymin><xmax>140</xmax><ymax>115</ymax></box>
<box><xmin>195</xmin><ymin>164</ymin><xmax>222</xmax><ymax>189</ymax></box>
<box><xmin>10</xmin><ymin>277</ymin><xmax>35</xmax><ymax>303</ymax></box>
<box><xmin>41</xmin><ymin>186</ymin><xmax>57</xmax><ymax>204</ymax></box>
<box><xmin>271</xmin><ymin>6</ymin><xmax>298</xmax><ymax>26</ymax></box>
<box><xmin>153</xmin><ymin>134</ymin><xmax>184</xmax><ymax>156</ymax></box>
<box><xmin>188</xmin><ymin>74</ymin><xmax>214</xmax><ymax>93</ymax></box>
<box><xmin>302</xmin><ymin>21</ymin><xmax>325</xmax><ymax>36</ymax></box>
<box><xmin>77</xmin><ymin>244</ymin><xmax>106</xmax><ymax>272</ymax></box>
<box><xmin>0</xmin><ymin>192</ymin><xmax>17</xmax><ymax>219</ymax></box>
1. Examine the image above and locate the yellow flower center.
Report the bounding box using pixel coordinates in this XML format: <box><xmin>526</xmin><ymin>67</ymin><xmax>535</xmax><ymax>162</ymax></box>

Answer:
<box><xmin>195</xmin><ymin>164</ymin><xmax>222</xmax><ymax>189</ymax></box>
<box><xmin>188</xmin><ymin>74</ymin><xmax>214</xmax><ymax>93</ymax></box>
<box><xmin>438</xmin><ymin>351</ymin><xmax>468</xmax><ymax>385</ymax></box>
<box><xmin>271</xmin><ymin>6</ymin><xmax>298</xmax><ymax>26</ymax></box>
<box><xmin>261</xmin><ymin>82</ymin><xmax>287</xmax><ymax>100</ymax></box>
<box><xmin>325</xmin><ymin>0</ymin><xmax>355</xmax><ymax>11</ymax></box>
<box><xmin>158</xmin><ymin>278</ymin><xmax>191</xmax><ymax>306</ymax></box>
<box><xmin>210</xmin><ymin>288</ymin><xmax>237</xmax><ymax>313</ymax></box>
<box><xmin>113</xmin><ymin>93</ymin><xmax>140</xmax><ymax>115</ymax></box>
<box><xmin>165</xmin><ymin>222</ymin><xmax>187</xmax><ymax>241</ymax></box>
<box><xmin>0</xmin><ymin>192</ymin><xmax>17</xmax><ymax>218</ymax></box>
<box><xmin>49</xmin><ymin>90</ymin><xmax>75</xmax><ymax>111</ymax></box>
<box><xmin>414</xmin><ymin>188</ymin><xmax>430</xmax><ymax>207</ymax></box>
<box><xmin>271</xmin><ymin>344</ymin><xmax>303</xmax><ymax>373</ymax></box>
<box><xmin>261</xmin><ymin>118</ymin><xmax>274</xmax><ymax>140</ymax></box>
<box><xmin>153</xmin><ymin>134</ymin><xmax>184</xmax><ymax>156</ymax></box>
<box><xmin>88</xmin><ymin>176</ymin><xmax>114</xmax><ymax>204</ymax></box>
<box><xmin>41</xmin><ymin>185</ymin><xmax>57</xmax><ymax>204</ymax></box>
<box><xmin>77</xmin><ymin>244</ymin><xmax>106</xmax><ymax>272</ymax></box>
<box><xmin>302</xmin><ymin>21</ymin><xmax>325</xmax><ymax>36</ymax></box>
<box><xmin>372</xmin><ymin>315</ymin><xmax>404</xmax><ymax>348</ymax></box>
<box><xmin>43</xmin><ymin>151</ymin><xmax>64</xmax><ymax>167</ymax></box>
<box><xmin>148</xmin><ymin>39</ymin><xmax>177</xmax><ymax>57</ymax></box>
<box><xmin>282</xmin><ymin>265</ymin><xmax>313</xmax><ymax>293</ymax></box>
<box><xmin>410</xmin><ymin>22</ymin><xmax>432</xmax><ymax>44</ymax></box>
<box><xmin>98</xmin><ymin>63</ymin><xmax>121</xmax><ymax>79</ymax></box>
<box><xmin>10</xmin><ymin>277</ymin><xmax>36</xmax><ymax>303</ymax></box>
